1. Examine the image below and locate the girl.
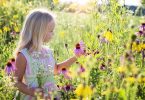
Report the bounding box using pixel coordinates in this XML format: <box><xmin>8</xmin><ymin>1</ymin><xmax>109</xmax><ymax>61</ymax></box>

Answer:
<box><xmin>14</xmin><ymin>8</ymin><xmax>83</xmax><ymax>100</ymax></box>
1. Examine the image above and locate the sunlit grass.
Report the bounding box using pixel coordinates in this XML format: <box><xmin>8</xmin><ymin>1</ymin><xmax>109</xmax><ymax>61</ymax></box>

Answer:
<box><xmin>0</xmin><ymin>0</ymin><xmax>145</xmax><ymax>100</ymax></box>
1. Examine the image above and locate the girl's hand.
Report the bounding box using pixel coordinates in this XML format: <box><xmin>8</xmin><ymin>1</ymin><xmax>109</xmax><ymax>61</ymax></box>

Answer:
<box><xmin>74</xmin><ymin>41</ymin><xmax>86</xmax><ymax>57</ymax></box>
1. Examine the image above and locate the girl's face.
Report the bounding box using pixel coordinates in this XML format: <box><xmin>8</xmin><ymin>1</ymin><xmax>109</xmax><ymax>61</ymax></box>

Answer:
<box><xmin>43</xmin><ymin>20</ymin><xmax>55</xmax><ymax>42</ymax></box>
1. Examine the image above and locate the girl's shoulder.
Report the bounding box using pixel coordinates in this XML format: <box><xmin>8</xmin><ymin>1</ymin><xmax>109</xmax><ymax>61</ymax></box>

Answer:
<box><xmin>16</xmin><ymin>52</ymin><xmax>27</xmax><ymax>63</ymax></box>
<box><xmin>15</xmin><ymin>49</ymin><xmax>27</xmax><ymax>70</ymax></box>
<box><xmin>18</xmin><ymin>48</ymin><xmax>31</xmax><ymax>63</ymax></box>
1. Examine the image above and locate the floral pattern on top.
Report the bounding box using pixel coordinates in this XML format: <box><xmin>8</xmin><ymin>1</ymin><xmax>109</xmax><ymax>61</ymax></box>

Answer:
<box><xmin>19</xmin><ymin>46</ymin><xmax>57</xmax><ymax>100</ymax></box>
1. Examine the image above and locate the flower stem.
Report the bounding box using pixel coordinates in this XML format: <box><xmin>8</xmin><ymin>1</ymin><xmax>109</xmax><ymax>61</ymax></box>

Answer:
<box><xmin>142</xmin><ymin>50</ymin><xmax>145</xmax><ymax>68</ymax></box>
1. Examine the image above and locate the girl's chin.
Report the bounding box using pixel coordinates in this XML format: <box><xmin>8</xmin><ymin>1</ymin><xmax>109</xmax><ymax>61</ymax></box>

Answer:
<box><xmin>43</xmin><ymin>38</ymin><xmax>52</xmax><ymax>43</ymax></box>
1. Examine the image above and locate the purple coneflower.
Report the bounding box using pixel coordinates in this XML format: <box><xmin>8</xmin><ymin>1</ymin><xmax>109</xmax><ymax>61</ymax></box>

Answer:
<box><xmin>74</xmin><ymin>43</ymin><xmax>84</xmax><ymax>56</ymax></box>
<box><xmin>100</xmin><ymin>64</ymin><xmax>106</xmax><ymax>70</ymax></box>
<box><xmin>135</xmin><ymin>31</ymin><xmax>143</xmax><ymax>36</ymax></box>
<box><xmin>74</xmin><ymin>41</ymin><xmax>86</xmax><ymax>56</ymax></box>
<box><xmin>139</xmin><ymin>23</ymin><xmax>145</xmax><ymax>32</ymax></box>
<box><xmin>76</xmin><ymin>62</ymin><xmax>85</xmax><ymax>74</ymax></box>
<box><xmin>11</xmin><ymin>58</ymin><xmax>16</xmax><ymax>70</ymax></box>
<box><xmin>79</xmin><ymin>65</ymin><xmax>85</xmax><ymax>72</ymax></box>
<box><xmin>61</xmin><ymin>68</ymin><xmax>67</xmax><ymax>74</ymax></box>
<box><xmin>65</xmin><ymin>84</ymin><xmax>71</xmax><ymax>91</ymax></box>
<box><xmin>100</xmin><ymin>37</ymin><xmax>108</xmax><ymax>43</ymax></box>
<box><xmin>77</xmin><ymin>65</ymin><xmax>86</xmax><ymax>76</ymax></box>
<box><xmin>5</xmin><ymin>62</ymin><xmax>15</xmax><ymax>75</ymax></box>
<box><xmin>61</xmin><ymin>84</ymin><xmax>74</xmax><ymax>92</ymax></box>
<box><xmin>79</xmin><ymin>41</ymin><xmax>86</xmax><ymax>51</ymax></box>
<box><xmin>61</xmin><ymin>68</ymin><xmax>71</xmax><ymax>79</ymax></box>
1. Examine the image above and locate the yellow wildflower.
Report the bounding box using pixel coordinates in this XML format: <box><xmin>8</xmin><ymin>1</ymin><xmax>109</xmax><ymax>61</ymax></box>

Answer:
<box><xmin>3</xmin><ymin>26</ymin><xmax>10</xmax><ymax>32</ymax></box>
<box><xmin>132</xmin><ymin>42</ymin><xmax>142</xmax><ymax>52</ymax></box>
<box><xmin>103</xmin><ymin>31</ymin><xmax>113</xmax><ymax>42</ymax></box>
<box><xmin>141</xmin><ymin>42</ymin><xmax>145</xmax><ymax>49</ymax></box>
<box><xmin>75</xmin><ymin>84</ymin><xmax>93</xmax><ymax>98</ymax></box>
<box><xmin>125</xmin><ymin>77</ymin><xmax>136</xmax><ymax>83</ymax></box>
<box><xmin>13</xmin><ymin>15</ymin><xmax>19</xmax><ymax>19</ymax></box>
<box><xmin>117</xmin><ymin>66</ymin><xmax>127</xmax><ymax>73</ymax></box>
<box><xmin>14</xmin><ymin>26</ymin><xmax>19</xmax><ymax>32</ymax></box>
<box><xmin>59</xmin><ymin>31</ymin><xmax>65</xmax><ymax>38</ymax></box>
<box><xmin>138</xmin><ymin>77</ymin><xmax>145</xmax><ymax>83</ymax></box>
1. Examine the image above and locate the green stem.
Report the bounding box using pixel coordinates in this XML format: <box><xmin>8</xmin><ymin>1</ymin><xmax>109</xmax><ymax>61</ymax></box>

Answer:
<box><xmin>142</xmin><ymin>50</ymin><xmax>144</xmax><ymax>68</ymax></box>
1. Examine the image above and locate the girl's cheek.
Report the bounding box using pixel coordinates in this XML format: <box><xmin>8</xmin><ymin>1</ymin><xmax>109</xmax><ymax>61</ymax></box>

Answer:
<box><xmin>48</xmin><ymin>32</ymin><xmax>53</xmax><ymax>39</ymax></box>
<box><xmin>44</xmin><ymin>32</ymin><xmax>53</xmax><ymax>42</ymax></box>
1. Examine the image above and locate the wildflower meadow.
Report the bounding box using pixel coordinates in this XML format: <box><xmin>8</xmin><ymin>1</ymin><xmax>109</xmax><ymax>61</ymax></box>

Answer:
<box><xmin>0</xmin><ymin>0</ymin><xmax>145</xmax><ymax>100</ymax></box>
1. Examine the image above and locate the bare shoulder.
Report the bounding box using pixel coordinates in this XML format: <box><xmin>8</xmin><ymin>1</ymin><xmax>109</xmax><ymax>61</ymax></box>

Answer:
<box><xmin>15</xmin><ymin>53</ymin><xmax>27</xmax><ymax>71</ymax></box>
<box><xmin>15</xmin><ymin>53</ymin><xmax>27</xmax><ymax>81</ymax></box>
<box><xmin>16</xmin><ymin>53</ymin><xmax>27</xmax><ymax>65</ymax></box>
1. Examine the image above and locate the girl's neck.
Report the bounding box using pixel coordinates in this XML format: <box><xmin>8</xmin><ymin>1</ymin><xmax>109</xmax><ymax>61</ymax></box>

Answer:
<box><xmin>28</xmin><ymin>45</ymin><xmax>45</xmax><ymax>53</ymax></box>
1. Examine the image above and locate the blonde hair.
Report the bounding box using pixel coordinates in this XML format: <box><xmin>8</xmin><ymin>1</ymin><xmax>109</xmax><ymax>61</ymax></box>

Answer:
<box><xmin>14</xmin><ymin>8</ymin><xmax>54</xmax><ymax>57</ymax></box>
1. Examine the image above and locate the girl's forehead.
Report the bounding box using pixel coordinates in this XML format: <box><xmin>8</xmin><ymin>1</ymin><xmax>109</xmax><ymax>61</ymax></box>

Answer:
<box><xmin>50</xmin><ymin>20</ymin><xmax>55</xmax><ymax>25</ymax></box>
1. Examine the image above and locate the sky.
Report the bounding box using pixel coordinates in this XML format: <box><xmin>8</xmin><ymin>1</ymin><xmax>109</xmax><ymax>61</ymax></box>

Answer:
<box><xmin>60</xmin><ymin>0</ymin><xmax>142</xmax><ymax>6</ymax></box>
<box><xmin>118</xmin><ymin>0</ymin><xmax>141</xmax><ymax>6</ymax></box>
<box><xmin>60</xmin><ymin>0</ymin><xmax>90</xmax><ymax>5</ymax></box>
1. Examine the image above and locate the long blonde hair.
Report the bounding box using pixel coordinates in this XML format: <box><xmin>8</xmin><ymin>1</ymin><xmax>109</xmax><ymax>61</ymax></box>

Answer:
<box><xmin>14</xmin><ymin>8</ymin><xmax>54</xmax><ymax>57</ymax></box>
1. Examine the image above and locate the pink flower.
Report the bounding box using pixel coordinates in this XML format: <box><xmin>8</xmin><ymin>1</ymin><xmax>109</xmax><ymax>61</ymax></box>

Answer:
<box><xmin>65</xmin><ymin>84</ymin><xmax>71</xmax><ymax>91</ymax></box>
<box><xmin>78</xmin><ymin>65</ymin><xmax>85</xmax><ymax>73</ymax></box>
<box><xmin>100</xmin><ymin>64</ymin><xmax>106</xmax><ymax>71</ymax></box>
<box><xmin>5</xmin><ymin>58</ymin><xmax>16</xmax><ymax>75</ymax></box>
<box><xmin>61</xmin><ymin>84</ymin><xmax>74</xmax><ymax>92</ymax></box>
<box><xmin>61</xmin><ymin>68</ymin><xmax>67</xmax><ymax>74</ymax></box>
<box><xmin>138</xmin><ymin>23</ymin><xmax>145</xmax><ymax>37</ymax></box>
<box><xmin>76</xmin><ymin>62</ymin><xmax>86</xmax><ymax>75</ymax></box>
<box><xmin>10</xmin><ymin>58</ymin><xmax>16</xmax><ymax>70</ymax></box>
<box><xmin>135</xmin><ymin>31</ymin><xmax>144</xmax><ymax>36</ymax></box>
<box><xmin>100</xmin><ymin>37</ymin><xmax>108</xmax><ymax>43</ymax></box>
<box><xmin>139</xmin><ymin>23</ymin><xmax>145</xmax><ymax>32</ymax></box>
<box><xmin>60</xmin><ymin>68</ymin><xmax>71</xmax><ymax>79</ymax></box>
<box><xmin>79</xmin><ymin>40</ymin><xmax>86</xmax><ymax>51</ymax></box>
<box><xmin>5</xmin><ymin>62</ymin><xmax>15</xmax><ymax>75</ymax></box>
<box><xmin>74</xmin><ymin>41</ymin><xmax>86</xmax><ymax>56</ymax></box>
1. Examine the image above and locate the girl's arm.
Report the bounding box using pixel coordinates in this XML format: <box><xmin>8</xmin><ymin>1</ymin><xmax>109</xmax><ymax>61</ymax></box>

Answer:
<box><xmin>14</xmin><ymin>53</ymin><xmax>41</xmax><ymax>96</ymax></box>
<box><xmin>54</xmin><ymin>56</ymin><xmax>77</xmax><ymax>73</ymax></box>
